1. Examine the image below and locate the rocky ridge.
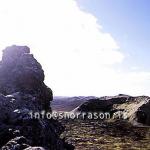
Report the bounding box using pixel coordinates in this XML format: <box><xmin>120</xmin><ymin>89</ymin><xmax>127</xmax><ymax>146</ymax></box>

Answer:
<box><xmin>73</xmin><ymin>94</ymin><xmax>150</xmax><ymax>126</ymax></box>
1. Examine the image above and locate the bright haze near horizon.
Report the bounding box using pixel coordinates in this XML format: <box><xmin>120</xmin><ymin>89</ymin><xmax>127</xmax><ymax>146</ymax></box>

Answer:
<box><xmin>0</xmin><ymin>0</ymin><xmax>150</xmax><ymax>96</ymax></box>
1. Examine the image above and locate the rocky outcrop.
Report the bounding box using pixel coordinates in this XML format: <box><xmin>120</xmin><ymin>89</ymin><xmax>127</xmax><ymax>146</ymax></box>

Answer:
<box><xmin>73</xmin><ymin>94</ymin><xmax>150</xmax><ymax>126</ymax></box>
<box><xmin>0</xmin><ymin>45</ymin><xmax>51</xmax><ymax>111</ymax></box>
<box><xmin>0</xmin><ymin>45</ymin><xmax>74</xmax><ymax>150</ymax></box>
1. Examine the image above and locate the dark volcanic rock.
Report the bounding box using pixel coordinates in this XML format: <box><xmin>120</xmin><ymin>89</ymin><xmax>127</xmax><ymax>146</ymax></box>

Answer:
<box><xmin>1</xmin><ymin>136</ymin><xmax>29</xmax><ymax>150</ymax></box>
<box><xmin>0</xmin><ymin>45</ymin><xmax>74</xmax><ymax>150</ymax></box>
<box><xmin>0</xmin><ymin>45</ymin><xmax>51</xmax><ymax>111</ymax></box>
<box><xmin>136</xmin><ymin>99</ymin><xmax>150</xmax><ymax>125</ymax></box>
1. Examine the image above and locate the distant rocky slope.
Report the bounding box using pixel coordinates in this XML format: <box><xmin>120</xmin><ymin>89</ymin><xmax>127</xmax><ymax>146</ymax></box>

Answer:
<box><xmin>52</xmin><ymin>96</ymin><xmax>97</xmax><ymax>111</ymax></box>
<box><xmin>0</xmin><ymin>46</ymin><xmax>74</xmax><ymax>150</ymax></box>
<box><xmin>73</xmin><ymin>94</ymin><xmax>150</xmax><ymax>126</ymax></box>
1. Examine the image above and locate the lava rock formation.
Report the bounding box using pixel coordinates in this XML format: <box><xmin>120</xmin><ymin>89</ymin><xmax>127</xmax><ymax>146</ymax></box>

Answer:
<box><xmin>0</xmin><ymin>45</ymin><xmax>74</xmax><ymax>150</ymax></box>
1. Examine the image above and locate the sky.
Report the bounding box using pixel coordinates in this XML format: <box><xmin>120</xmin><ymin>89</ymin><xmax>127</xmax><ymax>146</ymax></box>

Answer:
<box><xmin>0</xmin><ymin>0</ymin><xmax>150</xmax><ymax>96</ymax></box>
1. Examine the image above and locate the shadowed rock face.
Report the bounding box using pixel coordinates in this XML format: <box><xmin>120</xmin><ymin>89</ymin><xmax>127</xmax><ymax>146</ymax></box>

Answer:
<box><xmin>0</xmin><ymin>45</ymin><xmax>74</xmax><ymax>150</ymax></box>
<box><xmin>0</xmin><ymin>45</ymin><xmax>51</xmax><ymax>111</ymax></box>
<box><xmin>137</xmin><ymin>100</ymin><xmax>150</xmax><ymax>125</ymax></box>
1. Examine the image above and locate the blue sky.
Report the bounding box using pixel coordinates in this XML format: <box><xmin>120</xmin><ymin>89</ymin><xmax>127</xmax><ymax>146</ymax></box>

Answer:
<box><xmin>77</xmin><ymin>0</ymin><xmax>150</xmax><ymax>72</ymax></box>
<box><xmin>0</xmin><ymin>0</ymin><xmax>150</xmax><ymax>96</ymax></box>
